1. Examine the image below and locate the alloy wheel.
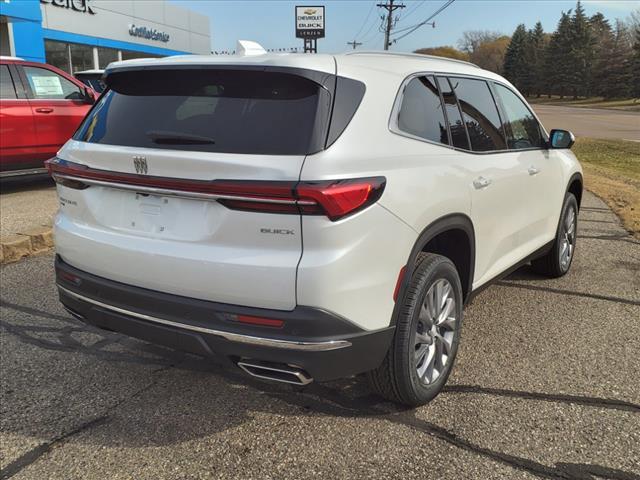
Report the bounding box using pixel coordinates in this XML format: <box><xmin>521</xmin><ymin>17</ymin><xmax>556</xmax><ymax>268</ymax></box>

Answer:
<box><xmin>414</xmin><ymin>278</ymin><xmax>457</xmax><ymax>384</ymax></box>
<box><xmin>560</xmin><ymin>206</ymin><xmax>576</xmax><ymax>271</ymax></box>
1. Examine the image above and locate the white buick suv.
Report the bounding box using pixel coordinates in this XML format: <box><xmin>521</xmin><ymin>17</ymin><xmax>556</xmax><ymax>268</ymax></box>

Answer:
<box><xmin>49</xmin><ymin>45</ymin><xmax>582</xmax><ymax>406</ymax></box>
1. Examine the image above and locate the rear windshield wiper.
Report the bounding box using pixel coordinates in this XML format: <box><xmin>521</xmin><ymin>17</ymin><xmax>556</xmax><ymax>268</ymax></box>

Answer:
<box><xmin>146</xmin><ymin>130</ymin><xmax>216</xmax><ymax>145</ymax></box>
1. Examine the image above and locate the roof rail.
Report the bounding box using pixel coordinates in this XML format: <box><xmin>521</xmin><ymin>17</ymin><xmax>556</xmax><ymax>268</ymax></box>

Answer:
<box><xmin>344</xmin><ymin>50</ymin><xmax>479</xmax><ymax>68</ymax></box>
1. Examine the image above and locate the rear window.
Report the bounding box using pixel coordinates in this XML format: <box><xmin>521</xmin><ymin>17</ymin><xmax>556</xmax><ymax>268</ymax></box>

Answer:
<box><xmin>74</xmin><ymin>69</ymin><xmax>331</xmax><ymax>155</ymax></box>
<box><xmin>0</xmin><ymin>65</ymin><xmax>17</xmax><ymax>99</ymax></box>
<box><xmin>397</xmin><ymin>76</ymin><xmax>449</xmax><ymax>145</ymax></box>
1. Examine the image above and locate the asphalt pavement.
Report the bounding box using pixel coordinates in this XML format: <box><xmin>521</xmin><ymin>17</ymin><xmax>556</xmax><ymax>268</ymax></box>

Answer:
<box><xmin>1</xmin><ymin>191</ymin><xmax>639</xmax><ymax>480</ymax></box>
<box><xmin>532</xmin><ymin>104</ymin><xmax>640</xmax><ymax>142</ymax></box>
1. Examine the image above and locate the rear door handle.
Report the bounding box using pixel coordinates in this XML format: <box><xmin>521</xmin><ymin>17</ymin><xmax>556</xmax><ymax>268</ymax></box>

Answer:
<box><xmin>473</xmin><ymin>176</ymin><xmax>492</xmax><ymax>190</ymax></box>
<box><xmin>35</xmin><ymin>108</ymin><xmax>54</xmax><ymax>114</ymax></box>
<box><xmin>528</xmin><ymin>166</ymin><xmax>541</xmax><ymax>176</ymax></box>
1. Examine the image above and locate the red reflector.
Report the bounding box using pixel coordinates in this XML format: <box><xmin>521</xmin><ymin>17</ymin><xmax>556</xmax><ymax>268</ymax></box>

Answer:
<box><xmin>59</xmin><ymin>271</ymin><xmax>81</xmax><ymax>286</ymax></box>
<box><xmin>237</xmin><ymin>315</ymin><xmax>284</xmax><ymax>328</ymax></box>
<box><xmin>297</xmin><ymin>177</ymin><xmax>386</xmax><ymax>221</ymax></box>
<box><xmin>393</xmin><ymin>265</ymin><xmax>407</xmax><ymax>302</ymax></box>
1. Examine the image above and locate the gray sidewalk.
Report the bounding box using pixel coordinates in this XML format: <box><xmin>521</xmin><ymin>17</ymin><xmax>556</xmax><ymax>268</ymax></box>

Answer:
<box><xmin>0</xmin><ymin>182</ymin><xmax>57</xmax><ymax>263</ymax></box>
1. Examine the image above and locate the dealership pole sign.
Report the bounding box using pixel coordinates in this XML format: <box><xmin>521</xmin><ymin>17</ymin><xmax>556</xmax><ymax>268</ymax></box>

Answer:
<box><xmin>295</xmin><ymin>6</ymin><xmax>324</xmax><ymax>53</ymax></box>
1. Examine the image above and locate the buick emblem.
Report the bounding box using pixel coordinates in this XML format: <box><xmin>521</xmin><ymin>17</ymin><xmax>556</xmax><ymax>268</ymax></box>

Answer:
<box><xmin>133</xmin><ymin>156</ymin><xmax>148</xmax><ymax>174</ymax></box>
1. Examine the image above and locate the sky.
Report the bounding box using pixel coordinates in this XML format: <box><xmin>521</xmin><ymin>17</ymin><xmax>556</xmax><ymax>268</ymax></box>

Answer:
<box><xmin>171</xmin><ymin>0</ymin><xmax>639</xmax><ymax>54</ymax></box>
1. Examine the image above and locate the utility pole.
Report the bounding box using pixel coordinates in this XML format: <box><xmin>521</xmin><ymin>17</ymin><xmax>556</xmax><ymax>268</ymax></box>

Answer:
<box><xmin>377</xmin><ymin>0</ymin><xmax>405</xmax><ymax>50</ymax></box>
<box><xmin>347</xmin><ymin>40</ymin><xmax>363</xmax><ymax>50</ymax></box>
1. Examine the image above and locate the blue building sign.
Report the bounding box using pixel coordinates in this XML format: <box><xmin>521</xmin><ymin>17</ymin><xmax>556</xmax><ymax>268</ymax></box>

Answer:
<box><xmin>0</xmin><ymin>0</ymin><xmax>211</xmax><ymax>71</ymax></box>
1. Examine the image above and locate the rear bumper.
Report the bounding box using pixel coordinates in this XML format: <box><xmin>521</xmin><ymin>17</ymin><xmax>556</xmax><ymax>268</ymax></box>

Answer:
<box><xmin>55</xmin><ymin>256</ymin><xmax>394</xmax><ymax>381</ymax></box>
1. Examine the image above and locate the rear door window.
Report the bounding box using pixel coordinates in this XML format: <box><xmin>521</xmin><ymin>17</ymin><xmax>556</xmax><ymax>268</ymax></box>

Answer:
<box><xmin>437</xmin><ymin>77</ymin><xmax>469</xmax><ymax>150</ymax></box>
<box><xmin>75</xmin><ymin>69</ymin><xmax>331</xmax><ymax>155</ymax></box>
<box><xmin>0</xmin><ymin>65</ymin><xmax>17</xmax><ymax>99</ymax></box>
<box><xmin>493</xmin><ymin>84</ymin><xmax>545</xmax><ymax>149</ymax></box>
<box><xmin>23</xmin><ymin>66</ymin><xmax>83</xmax><ymax>100</ymax></box>
<box><xmin>447</xmin><ymin>77</ymin><xmax>506</xmax><ymax>152</ymax></box>
<box><xmin>397</xmin><ymin>76</ymin><xmax>449</xmax><ymax>145</ymax></box>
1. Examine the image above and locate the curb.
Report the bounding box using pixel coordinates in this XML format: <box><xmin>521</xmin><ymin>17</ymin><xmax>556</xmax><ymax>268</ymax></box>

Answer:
<box><xmin>1</xmin><ymin>226</ymin><xmax>54</xmax><ymax>265</ymax></box>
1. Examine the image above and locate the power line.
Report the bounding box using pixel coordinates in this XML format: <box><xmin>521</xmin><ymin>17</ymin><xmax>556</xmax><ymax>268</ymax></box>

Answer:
<box><xmin>396</xmin><ymin>0</ymin><xmax>428</xmax><ymax>25</ymax></box>
<box><xmin>360</xmin><ymin>14</ymin><xmax>387</xmax><ymax>45</ymax></box>
<box><xmin>347</xmin><ymin>40</ymin><xmax>363</xmax><ymax>49</ymax></box>
<box><xmin>354</xmin><ymin>1</ymin><xmax>377</xmax><ymax>39</ymax></box>
<box><xmin>360</xmin><ymin>12</ymin><xmax>384</xmax><ymax>42</ymax></box>
<box><xmin>391</xmin><ymin>0</ymin><xmax>455</xmax><ymax>42</ymax></box>
<box><xmin>392</xmin><ymin>0</ymin><xmax>452</xmax><ymax>34</ymax></box>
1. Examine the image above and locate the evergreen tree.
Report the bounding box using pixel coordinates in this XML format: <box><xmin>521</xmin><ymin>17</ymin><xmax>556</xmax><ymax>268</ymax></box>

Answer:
<box><xmin>631</xmin><ymin>26</ymin><xmax>640</xmax><ymax>98</ymax></box>
<box><xmin>502</xmin><ymin>2</ymin><xmax>636</xmax><ymax>99</ymax></box>
<box><xmin>604</xmin><ymin>20</ymin><xmax>633</xmax><ymax>98</ymax></box>
<box><xmin>544</xmin><ymin>11</ymin><xmax>573</xmax><ymax>98</ymax></box>
<box><xmin>568</xmin><ymin>1</ymin><xmax>594</xmax><ymax>98</ymax></box>
<box><xmin>590</xmin><ymin>13</ymin><xmax>614</xmax><ymax>97</ymax></box>
<box><xmin>529</xmin><ymin>22</ymin><xmax>547</xmax><ymax>97</ymax></box>
<box><xmin>503</xmin><ymin>24</ymin><xmax>529</xmax><ymax>92</ymax></box>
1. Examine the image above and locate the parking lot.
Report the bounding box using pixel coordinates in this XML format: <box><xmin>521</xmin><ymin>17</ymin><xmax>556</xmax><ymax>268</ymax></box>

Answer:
<box><xmin>1</xmin><ymin>191</ymin><xmax>639</xmax><ymax>479</ymax></box>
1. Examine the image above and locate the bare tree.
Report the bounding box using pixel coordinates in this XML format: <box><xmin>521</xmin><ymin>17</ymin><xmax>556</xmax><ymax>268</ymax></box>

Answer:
<box><xmin>458</xmin><ymin>30</ymin><xmax>503</xmax><ymax>55</ymax></box>
<box><xmin>471</xmin><ymin>36</ymin><xmax>511</xmax><ymax>73</ymax></box>
<box><xmin>623</xmin><ymin>7</ymin><xmax>640</xmax><ymax>47</ymax></box>
<box><xmin>626</xmin><ymin>7</ymin><xmax>640</xmax><ymax>31</ymax></box>
<box><xmin>414</xmin><ymin>46</ymin><xmax>470</xmax><ymax>61</ymax></box>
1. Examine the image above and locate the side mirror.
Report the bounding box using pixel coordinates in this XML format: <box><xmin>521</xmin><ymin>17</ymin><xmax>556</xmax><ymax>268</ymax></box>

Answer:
<box><xmin>549</xmin><ymin>129</ymin><xmax>575</xmax><ymax>149</ymax></box>
<box><xmin>82</xmin><ymin>87</ymin><xmax>96</xmax><ymax>105</ymax></box>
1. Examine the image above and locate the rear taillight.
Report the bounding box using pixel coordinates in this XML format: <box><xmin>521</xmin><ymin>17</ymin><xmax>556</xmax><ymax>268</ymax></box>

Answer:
<box><xmin>219</xmin><ymin>177</ymin><xmax>385</xmax><ymax>220</ymax></box>
<box><xmin>296</xmin><ymin>178</ymin><xmax>386</xmax><ymax>221</ymax></box>
<box><xmin>47</xmin><ymin>158</ymin><xmax>385</xmax><ymax>221</ymax></box>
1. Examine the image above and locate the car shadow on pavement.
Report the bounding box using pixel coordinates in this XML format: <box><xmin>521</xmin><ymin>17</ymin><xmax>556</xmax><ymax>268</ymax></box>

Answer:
<box><xmin>0</xmin><ymin>176</ymin><xmax>54</xmax><ymax>194</ymax></box>
<box><xmin>1</xmin><ymin>297</ymin><xmax>639</xmax><ymax>480</ymax></box>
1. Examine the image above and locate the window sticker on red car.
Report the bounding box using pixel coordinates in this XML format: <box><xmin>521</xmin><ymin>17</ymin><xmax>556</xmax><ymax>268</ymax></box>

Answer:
<box><xmin>31</xmin><ymin>76</ymin><xmax>64</xmax><ymax>97</ymax></box>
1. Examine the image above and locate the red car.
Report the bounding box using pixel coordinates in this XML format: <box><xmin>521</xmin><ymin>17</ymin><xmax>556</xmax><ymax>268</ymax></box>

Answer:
<box><xmin>0</xmin><ymin>56</ymin><xmax>97</xmax><ymax>179</ymax></box>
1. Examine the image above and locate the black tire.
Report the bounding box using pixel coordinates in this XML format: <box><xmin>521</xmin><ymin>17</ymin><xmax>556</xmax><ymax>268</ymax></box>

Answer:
<box><xmin>531</xmin><ymin>193</ymin><xmax>578</xmax><ymax>278</ymax></box>
<box><xmin>368</xmin><ymin>253</ymin><xmax>464</xmax><ymax>407</ymax></box>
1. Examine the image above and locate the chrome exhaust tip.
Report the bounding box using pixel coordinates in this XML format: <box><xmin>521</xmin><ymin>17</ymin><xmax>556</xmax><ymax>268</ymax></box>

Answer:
<box><xmin>237</xmin><ymin>360</ymin><xmax>313</xmax><ymax>386</ymax></box>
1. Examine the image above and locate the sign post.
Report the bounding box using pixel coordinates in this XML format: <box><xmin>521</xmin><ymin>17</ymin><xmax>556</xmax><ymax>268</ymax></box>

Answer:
<box><xmin>295</xmin><ymin>6</ymin><xmax>325</xmax><ymax>53</ymax></box>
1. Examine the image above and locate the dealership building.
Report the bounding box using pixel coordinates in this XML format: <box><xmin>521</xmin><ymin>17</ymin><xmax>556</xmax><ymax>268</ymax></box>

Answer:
<box><xmin>0</xmin><ymin>0</ymin><xmax>211</xmax><ymax>73</ymax></box>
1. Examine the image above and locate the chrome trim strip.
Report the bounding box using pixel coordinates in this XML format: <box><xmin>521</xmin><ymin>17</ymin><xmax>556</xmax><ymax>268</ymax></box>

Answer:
<box><xmin>52</xmin><ymin>173</ymin><xmax>317</xmax><ymax>205</ymax></box>
<box><xmin>57</xmin><ymin>285</ymin><xmax>352</xmax><ymax>351</ymax></box>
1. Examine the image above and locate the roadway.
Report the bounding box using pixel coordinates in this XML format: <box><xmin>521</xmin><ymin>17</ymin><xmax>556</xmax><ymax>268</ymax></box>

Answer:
<box><xmin>532</xmin><ymin>104</ymin><xmax>640</xmax><ymax>142</ymax></box>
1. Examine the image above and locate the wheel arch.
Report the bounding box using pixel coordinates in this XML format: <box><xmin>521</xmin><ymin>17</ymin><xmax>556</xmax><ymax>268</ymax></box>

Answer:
<box><xmin>392</xmin><ymin>214</ymin><xmax>475</xmax><ymax>325</ymax></box>
<box><xmin>567</xmin><ymin>172</ymin><xmax>583</xmax><ymax>209</ymax></box>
